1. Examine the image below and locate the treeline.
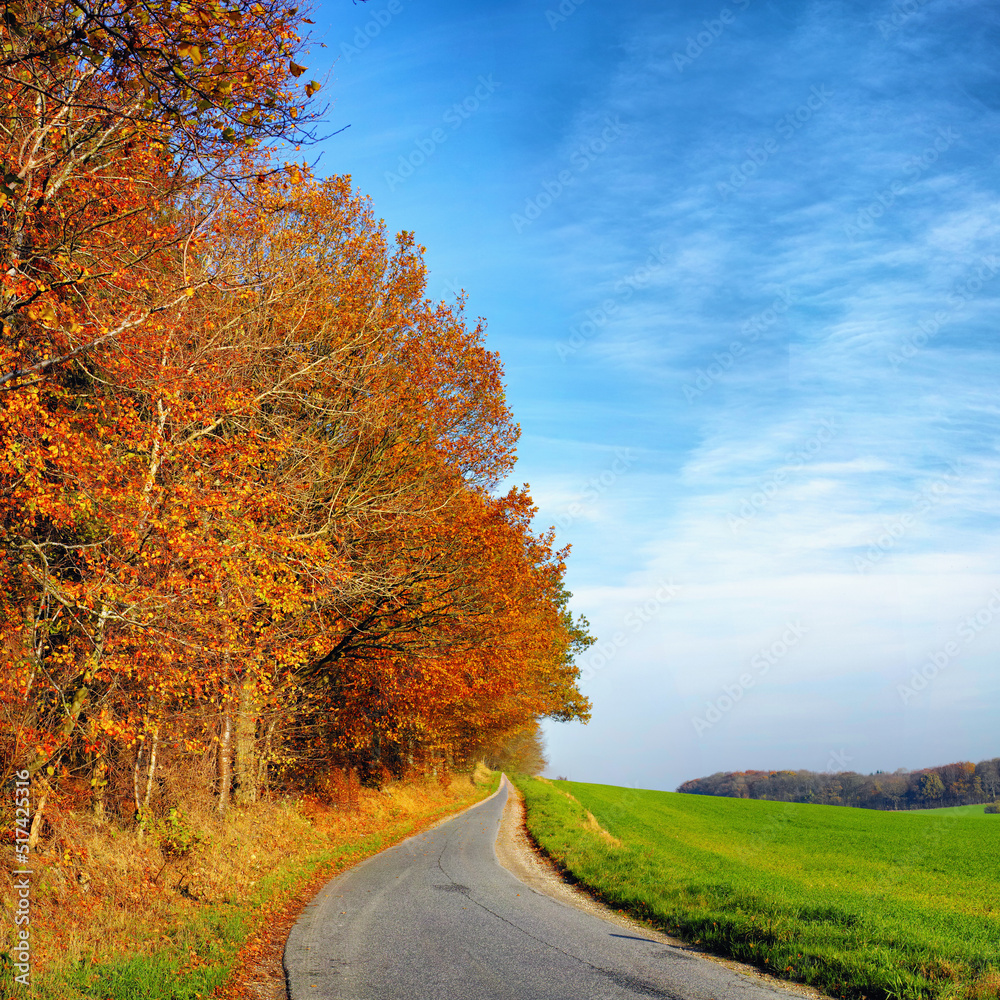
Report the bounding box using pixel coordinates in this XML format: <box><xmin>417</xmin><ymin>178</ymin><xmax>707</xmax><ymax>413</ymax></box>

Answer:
<box><xmin>0</xmin><ymin>0</ymin><xmax>590</xmax><ymax>828</ymax></box>
<box><xmin>678</xmin><ymin>758</ymin><xmax>1000</xmax><ymax>810</ymax></box>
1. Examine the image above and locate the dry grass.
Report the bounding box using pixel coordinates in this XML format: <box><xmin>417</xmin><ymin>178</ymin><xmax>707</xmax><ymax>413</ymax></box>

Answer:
<box><xmin>964</xmin><ymin>969</ymin><xmax>1000</xmax><ymax>1000</ymax></box>
<box><xmin>582</xmin><ymin>809</ymin><xmax>622</xmax><ymax>848</ymax></box>
<box><xmin>0</xmin><ymin>768</ymin><xmax>497</xmax><ymax>999</ymax></box>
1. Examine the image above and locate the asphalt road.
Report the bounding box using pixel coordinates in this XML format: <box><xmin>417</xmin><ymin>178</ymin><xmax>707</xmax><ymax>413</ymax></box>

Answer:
<box><xmin>284</xmin><ymin>778</ymin><xmax>801</xmax><ymax>1000</ymax></box>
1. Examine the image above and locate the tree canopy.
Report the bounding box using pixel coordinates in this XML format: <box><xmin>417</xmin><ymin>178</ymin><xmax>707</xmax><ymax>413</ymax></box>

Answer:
<box><xmin>0</xmin><ymin>0</ymin><xmax>591</xmax><ymax>820</ymax></box>
<box><xmin>678</xmin><ymin>758</ymin><xmax>1000</xmax><ymax>811</ymax></box>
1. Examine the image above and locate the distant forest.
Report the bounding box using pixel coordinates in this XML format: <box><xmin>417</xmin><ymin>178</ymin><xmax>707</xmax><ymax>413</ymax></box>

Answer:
<box><xmin>677</xmin><ymin>758</ymin><xmax>1000</xmax><ymax>810</ymax></box>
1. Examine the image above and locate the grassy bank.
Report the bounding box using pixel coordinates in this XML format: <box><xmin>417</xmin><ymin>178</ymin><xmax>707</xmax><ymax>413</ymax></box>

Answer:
<box><xmin>513</xmin><ymin>776</ymin><xmax>1000</xmax><ymax>1000</ymax></box>
<box><xmin>2</xmin><ymin>769</ymin><xmax>499</xmax><ymax>999</ymax></box>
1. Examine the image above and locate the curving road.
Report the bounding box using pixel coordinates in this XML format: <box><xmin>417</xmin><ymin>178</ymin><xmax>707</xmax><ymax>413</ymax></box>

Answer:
<box><xmin>284</xmin><ymin>777</ymin><xmax>803</xmax><ymax>1000</ymax></box>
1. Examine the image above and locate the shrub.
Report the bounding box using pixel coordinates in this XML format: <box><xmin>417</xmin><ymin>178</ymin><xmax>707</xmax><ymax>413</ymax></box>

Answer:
<box><xmin>154</xmin><ymin>807</ymin><xmax>201</xmax><ymax>857</ymax></box>
<box><xmin>985</xmin><ymin>803</ymin><xmax>999</xmax><ymax>814</ymax></box>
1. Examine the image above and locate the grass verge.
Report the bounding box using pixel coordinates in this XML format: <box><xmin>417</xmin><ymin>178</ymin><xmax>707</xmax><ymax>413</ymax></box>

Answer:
<box><xmin>512</xmin><ymin>775</ymin><xmax>1000</xmax><ymax>1000</ymax></box>
<box><xmin>2</xmin><ymin>769</ymin><xmax>499</xmax><ymax>999</ymax></box>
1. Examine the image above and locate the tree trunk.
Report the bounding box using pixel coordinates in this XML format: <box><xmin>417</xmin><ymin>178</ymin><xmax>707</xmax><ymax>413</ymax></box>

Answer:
<box><xmin>142</xmin><ymin>724</ymin><xmax>159</xmax><ymax>815</ymax></box>
<box><xmin>28</xmin><ymin>795</ymin><xmax>47</xmax><ymax>850</ymax></box>
<box><xmin>133</xmin><ymin>741</ymin><xmax>144</xmax><ymax>819</ymax></box>
<box><xmin>133</xmin><ymin>721</ymin><xmax>160</xmax><ymax>838</ymax></box>
<box><xmin>234</xmin><ymin>678</ymin><xmax>260</xmax><ymax>805</ymax></box>
<box><xmin>89</xmin><ymin>607</ymin><xmax>111</xmax><ymax>823</ymax></box>
<box><xmin>257</xmin><ymin>718</ymin><xmax>277</xmax><ymax>798</ymax></box>
<box><xmin>92</xmin><ymin>754</ymin><xmax>107</xmax><ymax>824</ymax></box>
<box><xmin>217</xmin><ymin>709</ymin><xmax>233</xmax><ymax>817</ymax></box>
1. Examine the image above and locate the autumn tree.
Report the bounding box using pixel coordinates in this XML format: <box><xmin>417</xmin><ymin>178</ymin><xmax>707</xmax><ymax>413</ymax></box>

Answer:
<box><xmin>0</xmin><ymin>0</ymin><xmax>321</xmax><ymax>808</ymax></box>
<box><xmin>1</xmin><ymin>1</ymin><xmax>593</xmax><ymax>824</ymax></box>
<box><xmin>481</xmin><ymin>721</ymin><xmax>548</xmax><ymax>777</ymax></box>
<box><xmin>1</xmin><ymin>0</ymin><xmax>321</xmax><ymax>385</ymax></box>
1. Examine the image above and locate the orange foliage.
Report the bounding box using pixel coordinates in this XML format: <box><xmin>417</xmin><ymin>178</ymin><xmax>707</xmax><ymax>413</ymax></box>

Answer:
<box><xmin>0</xmin><ymin>4</ymin><xmax>591</xmax><ymax>818</ymax></box>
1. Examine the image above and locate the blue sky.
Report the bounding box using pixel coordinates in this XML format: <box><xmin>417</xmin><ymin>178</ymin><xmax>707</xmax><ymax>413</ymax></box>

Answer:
<box><xmin>304</xmin><ymin>0</ymin><xmax>1000</xmax><ymax>790</ymax></box>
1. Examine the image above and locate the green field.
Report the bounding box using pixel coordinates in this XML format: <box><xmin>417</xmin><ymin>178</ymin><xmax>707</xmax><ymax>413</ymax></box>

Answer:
<box><xmin>513</xmin><ymin>777</ymin><xmax>1000</xmax><ymax>1000</ymax></box>
<box><xmin>908</xmin><ymin>803</ymin><xmax>998</xmax><ymax>817</ymax></box>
